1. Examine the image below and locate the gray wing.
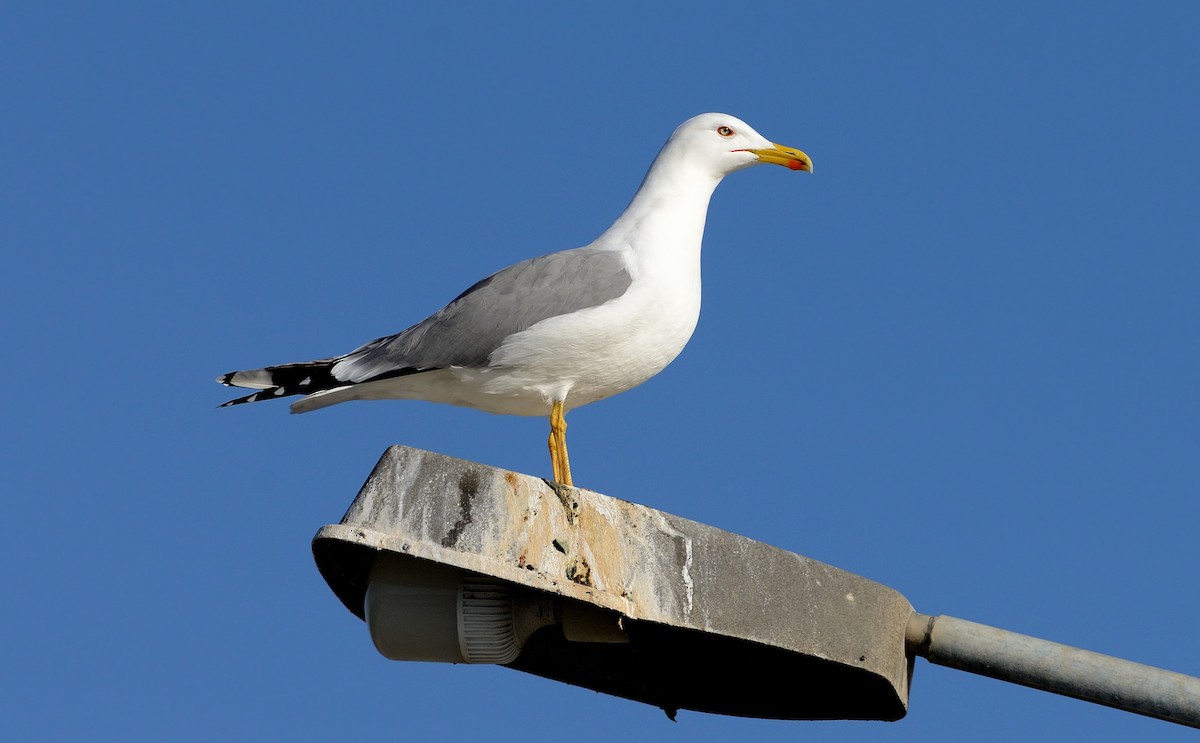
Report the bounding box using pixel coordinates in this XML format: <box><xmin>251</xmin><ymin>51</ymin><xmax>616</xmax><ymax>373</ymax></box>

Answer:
<box><xmin>332</xmin><ymin>246</ymin><xmax>632</xmax><ymax>383</ymax></box>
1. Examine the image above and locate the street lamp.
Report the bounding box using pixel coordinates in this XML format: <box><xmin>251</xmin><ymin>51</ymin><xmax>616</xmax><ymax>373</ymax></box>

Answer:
<box><xmin>314</xmin><ymin>446</ymin><xmax>1200</xmax><ymax>726</ymax></box>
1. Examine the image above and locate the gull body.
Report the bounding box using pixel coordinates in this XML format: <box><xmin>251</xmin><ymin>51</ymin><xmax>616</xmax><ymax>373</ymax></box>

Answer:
<box><xmin>218</xmin><ymin>113</ymin><xmax>811</xmax><ymax>484</ymax></box>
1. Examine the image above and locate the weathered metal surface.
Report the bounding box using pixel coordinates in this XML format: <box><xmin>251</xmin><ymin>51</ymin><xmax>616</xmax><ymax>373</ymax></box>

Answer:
<box><xmin>313</xmin><ymin>445</ymin><xmax>914</xmax><ymax>720</ymax></box>
<box><xmin>908</xmin><ymin>613</ymin><xmax>1200</xmax><ymax>728</ymax></box>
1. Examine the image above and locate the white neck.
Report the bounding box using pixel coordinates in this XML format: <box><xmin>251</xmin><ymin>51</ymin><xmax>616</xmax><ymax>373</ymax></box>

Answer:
<box><xmin>595</xmin><ymin>148</ymin><xmax>724</xmax><ymax>252</ymax></box>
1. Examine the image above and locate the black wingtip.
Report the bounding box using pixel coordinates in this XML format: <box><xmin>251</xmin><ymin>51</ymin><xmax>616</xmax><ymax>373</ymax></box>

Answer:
<box><xmin>218</xmin><ymin>388</ymin><xmax>285</xmax><ymax>407</ymax></box>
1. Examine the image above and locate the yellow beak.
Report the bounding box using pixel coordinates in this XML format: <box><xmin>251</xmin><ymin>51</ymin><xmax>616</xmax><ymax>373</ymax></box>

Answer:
<box><xmin>740</xmin><ymin>142</ymin><xmax>813</xmax><ymax>172</ymax></box>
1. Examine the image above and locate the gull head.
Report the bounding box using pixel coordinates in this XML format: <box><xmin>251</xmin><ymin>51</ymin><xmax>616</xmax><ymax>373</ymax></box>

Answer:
<box><xmin>664</xmin><ymin>113</ymin><xmax>812</xmax><ymax>179</ymax></box>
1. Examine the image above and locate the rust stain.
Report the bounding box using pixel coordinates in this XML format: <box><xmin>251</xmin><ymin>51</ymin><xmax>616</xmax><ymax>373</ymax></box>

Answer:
<box><xmin>488</xmin><ymin>473</ymin><xmax>638</xmax><ymax>614</ymax></box>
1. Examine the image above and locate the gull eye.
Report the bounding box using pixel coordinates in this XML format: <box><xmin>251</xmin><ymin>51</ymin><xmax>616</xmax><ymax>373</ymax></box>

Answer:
<box><xmin>717</xmin><ymin>125</ymin><xmax>734</xmax><ymax>137</ymax></box>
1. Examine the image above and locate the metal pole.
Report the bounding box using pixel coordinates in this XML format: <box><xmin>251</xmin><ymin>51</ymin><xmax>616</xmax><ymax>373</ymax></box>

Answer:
<box><xmin>907</xmin><ymin>613</ymin><xmax>1200</xmax><ymax>728</ymax></box>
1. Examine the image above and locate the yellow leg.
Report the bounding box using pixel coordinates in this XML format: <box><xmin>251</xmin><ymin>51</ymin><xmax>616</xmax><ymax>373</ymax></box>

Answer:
<box><xmin>547</xmin><ymin>399</ymin><xmax>573</xmax><ymax>486</ymax></box>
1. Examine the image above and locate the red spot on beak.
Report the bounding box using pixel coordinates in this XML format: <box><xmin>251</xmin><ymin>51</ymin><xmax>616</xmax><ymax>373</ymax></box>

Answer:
<box><xmin>787</xmin><ymin>159</ymin><xmax>806</xmax><ymax>171</ymax></box>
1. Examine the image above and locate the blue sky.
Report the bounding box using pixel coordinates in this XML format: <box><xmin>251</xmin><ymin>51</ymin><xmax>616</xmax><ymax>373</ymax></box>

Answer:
<box><xmin>4</xmin><ymin>2</ymin><xmax>1198</xmax><ymax>741</ymax></box>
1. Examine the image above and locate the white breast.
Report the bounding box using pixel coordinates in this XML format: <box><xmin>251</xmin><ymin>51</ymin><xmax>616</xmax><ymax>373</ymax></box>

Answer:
<box><xmin>482</xmin><ymin>244</ymin><xmax>702</xmax><ymax>412</ymax></box>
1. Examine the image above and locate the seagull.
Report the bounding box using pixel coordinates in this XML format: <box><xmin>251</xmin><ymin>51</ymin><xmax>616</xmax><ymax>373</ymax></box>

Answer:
<box><xmin>218</xmin><ymin>113</ymin><xmax>811</xmax><ymax>487</ymax></box>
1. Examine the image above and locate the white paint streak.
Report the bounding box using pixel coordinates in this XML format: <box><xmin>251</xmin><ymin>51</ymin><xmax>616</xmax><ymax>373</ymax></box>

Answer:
<box><xmin>646</xmin><ymin>508</ymin><xmax>695</xmax><ymax>617</ymax></box>
<box><xmin>682</xmin><ymin>534</ymin><xmax>694</xmax><ymax>615</ymax></box>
